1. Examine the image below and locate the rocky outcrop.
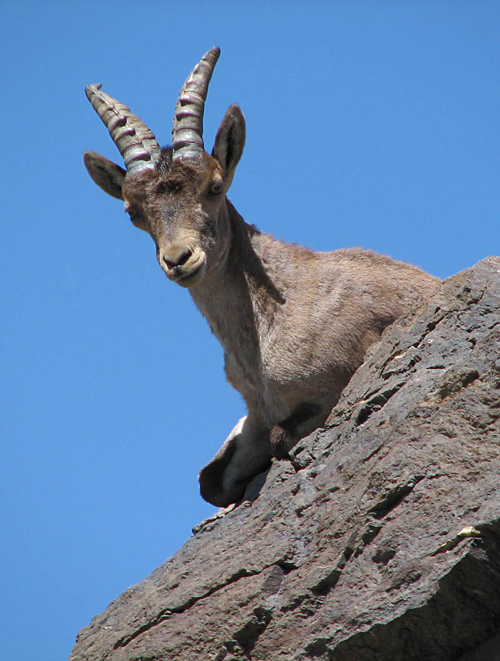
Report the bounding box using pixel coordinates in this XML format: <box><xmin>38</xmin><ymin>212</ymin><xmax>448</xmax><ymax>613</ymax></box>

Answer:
<box><xmin>70</xmin><ymin>257</ymin><xmax>500</xmax><ymax>661</ymax></box>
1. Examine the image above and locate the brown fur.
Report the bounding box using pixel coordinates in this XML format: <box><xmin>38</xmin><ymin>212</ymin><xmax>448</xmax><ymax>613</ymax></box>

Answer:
<box><xmin>84</xmin><ymin>65</ymin><xmax>439</xmax><ymax>508</ymax></box>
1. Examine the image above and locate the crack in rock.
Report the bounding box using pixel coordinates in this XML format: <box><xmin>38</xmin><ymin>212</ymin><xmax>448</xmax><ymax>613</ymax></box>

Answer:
<box><xmin>368</xmin><ymin>476</ymin><xmax>425</xmax><ymax>519</ymax></box>
<box><xmin>113</xmin><ymin>567</ymin><xmax>268</xmax><ymax>650</ymax></box>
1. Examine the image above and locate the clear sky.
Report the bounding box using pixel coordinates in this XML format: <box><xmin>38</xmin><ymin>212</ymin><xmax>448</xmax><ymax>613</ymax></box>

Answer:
<box><xmin>1</xmin><ymin>2</ymin><xmax>499</xmax><ymax>659</ymax></box>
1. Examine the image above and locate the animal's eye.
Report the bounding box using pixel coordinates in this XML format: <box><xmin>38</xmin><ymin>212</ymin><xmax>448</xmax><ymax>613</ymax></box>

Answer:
<box><xmin>210</xmin><ymin>182</ymin><xmax>223</xmax><ymax>196</ymax></box>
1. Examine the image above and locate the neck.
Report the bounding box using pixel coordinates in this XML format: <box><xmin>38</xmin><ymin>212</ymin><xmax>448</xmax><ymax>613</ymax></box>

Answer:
<box><xmin>189</xmin><ymin>199</ymin><xmax>283</xmax><ymax>369</ymax></box>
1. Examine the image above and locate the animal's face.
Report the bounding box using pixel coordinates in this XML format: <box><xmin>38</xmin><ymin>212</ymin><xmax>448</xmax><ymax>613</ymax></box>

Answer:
<box><xmin>121</xmin><ymin>152</ymin><xmax>231</xmax><ymax>288</ymax></box>
<box><xmin>84</xmin><ymin>44</ymin><xmax>245</xmax><ymax>290</ymax></box>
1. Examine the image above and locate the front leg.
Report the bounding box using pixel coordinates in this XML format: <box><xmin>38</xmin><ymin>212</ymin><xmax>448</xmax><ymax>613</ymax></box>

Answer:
<box><xmin>199</xmin><ymin>414</ymin><xmax>272</xmax><ymax>507</ymax></box>
<box><xmin>269</xmin><ymin>400</ymin><xmax>333</xmax><ymax>458</ymax></box>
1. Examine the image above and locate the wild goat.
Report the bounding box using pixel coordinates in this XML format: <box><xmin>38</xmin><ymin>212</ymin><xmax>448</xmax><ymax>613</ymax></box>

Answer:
<box><xmin>84</xmin><ymin>47</ymin><xmax>439</xmax><ymax>507</ymax></box>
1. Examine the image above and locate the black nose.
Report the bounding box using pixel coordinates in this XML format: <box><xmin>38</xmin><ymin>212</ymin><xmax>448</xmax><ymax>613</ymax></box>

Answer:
<box><xmin>163</xmin><ymin>249</ymin><xmax>192</xmax><ymax>270</ymax></box>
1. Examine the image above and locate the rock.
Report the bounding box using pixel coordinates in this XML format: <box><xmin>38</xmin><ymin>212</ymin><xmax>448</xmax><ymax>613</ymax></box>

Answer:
<box><xmin>70</xmin><ymin>257</ymin><xmax>500</xmax><ymax>661</ymax></box>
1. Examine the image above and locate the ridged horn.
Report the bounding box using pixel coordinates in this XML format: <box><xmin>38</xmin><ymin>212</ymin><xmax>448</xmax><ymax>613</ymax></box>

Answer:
<box><xmin>172</xmin><ymin>47</ymin><xmax>221</xmax><ymax>159</ymax></box>
<box><xmin>85</xmin><ymin>83</ymin><xmax>161</xmax><ymax>173</ymax></box>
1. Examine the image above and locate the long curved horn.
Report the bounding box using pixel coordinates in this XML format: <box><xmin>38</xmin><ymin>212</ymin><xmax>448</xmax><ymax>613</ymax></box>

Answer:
<box><xmin>172</xmin><ymin>47</ymin><xmax>221</xmax><ymax>159</ymax></box>
<box><xmin>85</xmin><ymin>84</ymin><xmax>161</xmax><ymax>173</ymax></box>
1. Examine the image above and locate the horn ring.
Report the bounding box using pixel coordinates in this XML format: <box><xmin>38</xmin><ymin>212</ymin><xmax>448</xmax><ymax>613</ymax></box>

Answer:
<box><xmin>85</xmin><ymin>83</ymin><xmax>161</xmax><ymax>173</ymax></box>
<box><xmin>172</xmin><ymin>47</ymin><xmax>221</xmax><ymax>158</ymax></box>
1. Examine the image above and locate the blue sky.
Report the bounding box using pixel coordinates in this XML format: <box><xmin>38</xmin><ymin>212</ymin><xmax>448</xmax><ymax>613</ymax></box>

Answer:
<box><xmin>1</xmin><ymin>2</ymin><xmax>499</xmax><ymax>660</ymax></box>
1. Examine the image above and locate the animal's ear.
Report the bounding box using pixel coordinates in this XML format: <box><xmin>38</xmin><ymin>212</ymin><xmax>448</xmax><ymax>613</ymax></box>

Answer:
<box><xmin>83</xmin><ymin>151</ymin><xmax>126</xmax><ymax>200</ymax></box>
<box><xmin>212</xmin><ymin>104</ymin><xmax>246</xmax><ymax>191</ymax></box>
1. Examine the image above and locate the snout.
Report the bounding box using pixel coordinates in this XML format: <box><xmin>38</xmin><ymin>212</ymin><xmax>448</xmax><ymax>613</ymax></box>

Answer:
<box><xmin>158</xmin><ymin>244</ymin><xmax>207</xmax><ymax>287</ymax></box>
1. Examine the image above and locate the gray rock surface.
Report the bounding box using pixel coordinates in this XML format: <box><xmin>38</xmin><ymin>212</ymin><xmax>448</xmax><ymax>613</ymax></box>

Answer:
<box><xmin>70</xmin><ymin>257</ymin><xmax>500</xmax><ymax>661</ymax></box>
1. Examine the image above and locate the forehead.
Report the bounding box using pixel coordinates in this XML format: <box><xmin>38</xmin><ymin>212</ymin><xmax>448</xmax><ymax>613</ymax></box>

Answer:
<box><xmin>122</xmin><ymin>151</ymin><xmax>222</xmax><ymax>203</ymax></box>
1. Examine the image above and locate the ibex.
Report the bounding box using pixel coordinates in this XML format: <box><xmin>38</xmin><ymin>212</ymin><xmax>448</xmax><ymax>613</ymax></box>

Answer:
<box><xmin>84</xmin><ymin>48</ymin><xmax>439</xmax><ymax>507</ymax></box>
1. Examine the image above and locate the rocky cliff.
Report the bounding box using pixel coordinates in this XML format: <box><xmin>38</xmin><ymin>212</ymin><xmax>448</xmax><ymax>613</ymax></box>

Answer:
<box><xmin>70</xmin><ymin>257</ymin><xmax>500</xmax><ymax>661</ymax></box>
